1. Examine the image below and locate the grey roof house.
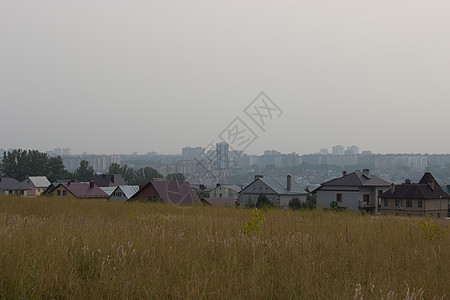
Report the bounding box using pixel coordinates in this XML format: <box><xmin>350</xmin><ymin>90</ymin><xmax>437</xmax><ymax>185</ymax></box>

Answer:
<box><xmin>108</xmin><ymin>185</ymin><xmax>140</xmax><ymax>202</ymax></box>
<box><xmin>0</xmin><ymin>177</ymin><xmax>31</xmax><ymax>196</ymax></box>
<box><xmin>238</xmin><ymin>175</ymin><xmax>308</xmax><ymax>208</ymax></box>
<box><xmin>313</xmin><ymin>169</ymin><xmax>391</xmax><ymax>213</ymax></box>
<box><xmin>21</xmin><ymin>176</ymin><xmax>51</xmax><ymax>196</ymax></box>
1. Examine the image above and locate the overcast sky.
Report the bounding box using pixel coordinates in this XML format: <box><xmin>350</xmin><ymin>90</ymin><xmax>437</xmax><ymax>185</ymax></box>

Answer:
<box><xmin>1</xmin><ymin>0</ymin><xmax>449</xmax><ymax>155</ymax></box>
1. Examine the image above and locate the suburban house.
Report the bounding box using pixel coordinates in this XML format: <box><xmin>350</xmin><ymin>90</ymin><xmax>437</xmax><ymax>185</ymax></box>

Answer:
<box><xmin>108</xmin><ymin>185</ymin><xmax>140</xmax><ymax>202</ymax></box>
<box><xmin>48</xmin><ymin>181</ymin><xmax>108</xmax><ymax>200</ymax></box>
<box><xmin>93</xmin><ymin>174</ymin><xmax>126</xmax><ymax>187</ymax></box>
<box><xmin>209</xmin><ymin>184</ymin><xmax>241</xmax><ymax>199</ymax></box>
<box><xmin>0</xmin><ymin>177</ymin><xmax>30</xmax><ymax>196</ymax></box>
<box><xmin>314</xmin><ymin>169</ymin><xmax>391</xmax><ymax>213</ymax></box>
<box><xmin>380</xmin><ymin>172</ymin><xmax>449</xmax><ymax>219</ymax></box>
<box><xmin>238</xmin><ymin>175</ymin><xmax>308</xmax><ymax>208</ymax></box>
<box><xmin>130</xmin><ymin>180</ymin><xmax>200</xmax><ymax>205</ymax></box>
<box><xmin>201</xmin><ymin>197</ymin><xmax>239</xmax><ymax>207</ymax></box>
<box><xmin>21</xmin><ymin>176</ymin><xmax>51</xmax><ymax>196</ymax></box>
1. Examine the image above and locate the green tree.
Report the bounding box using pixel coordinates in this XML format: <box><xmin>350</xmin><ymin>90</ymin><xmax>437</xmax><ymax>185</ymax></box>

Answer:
<box><xmin>2</xmin><ymin>149</ymin><xmax>61</xmax><ymax>181</ymax></box>
<box><xmin>288</xmin><ymin>197</ymin><xmax>302</xmax><ymax>210</ymax></box>
<box><xmin>73</xmin><ymin>160</ymin><xmax>96</xmax><ymax>182</ymax></box>
<box><xmin>133</xmin><ymin>167</ymin><xmax>163</xmax><ymax>185</ymax></box>
<box><xmin>108</xmin><ymin>163</ymin><xmax>122</xmax><ymax>174</ymax></box>
<box><xmin>166</xmin><ymin>173</ymin><xmax>185</xmax><ymax>181</ymax></box>
<box><xmin>108</xmin><ymin>163</ymin><xmax>136</xmax><ymax>184</ymax></box>
<box><xmin>46</xmin><ymin>156</ymin><xmax>72</xmax><ymax>182</ymax></box>
<box><xmin>256</xmin><ymin>194</ymin><xmax>275</xmax><ymax>209</ymax></box>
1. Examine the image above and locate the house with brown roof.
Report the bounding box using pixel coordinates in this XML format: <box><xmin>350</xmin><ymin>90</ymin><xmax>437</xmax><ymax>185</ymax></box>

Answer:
<box><xmin>313</xmin><ymin>169</ymin><xmax>391</xmax><ymax>213</ymax></box>
<box><xmin>130</xmin><ymin>180</ymin><xmax>199</xmax><ymax>205</ymax></box>
<box><xmin>48</xmin><ymin>181</ymin><xmax>108</xmax><ymax>200</ymax></box>
<box><xmin>380</xmin><ymin>172</ymin><xmax>449</xmax><ymax>219</ymax></box>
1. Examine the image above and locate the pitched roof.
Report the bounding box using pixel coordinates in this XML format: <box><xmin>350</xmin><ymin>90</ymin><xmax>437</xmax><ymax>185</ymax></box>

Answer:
<box><xmin>381</xmin><ymin>173</ymin><xmax>450</xmax><ymax>199</ymax></box>
<box><xmin>318</xmin><ymin>170</ymin><xmax>390</xmax><ymax>188</ymax></box>
<box><xmin>132</xmin><ymin>180</ymin><xmax>200</xmax><ymax>205</ymax></box>
<box><xmin>201</xmin><ymin>197</ymin><xmax>237</xmax><ymax>206</ymax></box>
<box><xmin>239</xmin><ymin>176</ymin><xmax>307</xmax><ymax>196</ymax></box>
<box><xmin>260</xmin><ymin>177</ymin><xmax>307</xmax><ymax>195</ymax></box>
<box><xmin>219</xmin><ymin>185</ymin><xmax>241</xmax><ymax>192</ymax></box>
<box><xmin>22</xmin><ymin>176</ymin><xmax>51</xmax><ymax>188</ymax></box>
<box><xmin>55</xmin><ymin>182</ymin><xmax>108</xmax><ymax>198</ymax></box>
<box><xmin>0</xmin><ymin>177</ymin><xmax>29</xmax><ymax>191</ymax></box>
<box><xmin>93</xmin><ymin>174</ymin><xmax>127</xmax><ymax>187</ymax></box>
<box><xmin>109</xmin><ymin>185</ymin><xmax>140</xmax><ymax>199</ymax></box>
<box><xmin>100</xmin><ymin>187</ymin><xmax>116</xmax><ymax>196</ymax></box>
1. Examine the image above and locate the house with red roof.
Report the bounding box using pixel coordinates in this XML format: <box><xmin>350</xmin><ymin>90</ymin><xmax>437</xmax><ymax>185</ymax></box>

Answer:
<box><xmin>48</xmin><ymin>181</ymin><xmax>108</xmax><ymax>200</ymax></box>
<box><xmin>130</xmin><ymin>180</ymin><xmax>199</xmax><ymax>205</ymax></box>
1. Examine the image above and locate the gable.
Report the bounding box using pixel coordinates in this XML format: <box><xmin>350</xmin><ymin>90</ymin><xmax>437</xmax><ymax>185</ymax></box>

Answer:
<box><xmin>240</xmin><ymin>179</ymin><xmax>278</xmax><ymax>195</ymax></box>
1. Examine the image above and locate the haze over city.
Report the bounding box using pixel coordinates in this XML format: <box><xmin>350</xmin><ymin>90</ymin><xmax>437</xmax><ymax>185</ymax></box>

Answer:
<box><xmin>1</xmin><ymin>0</ymin><xmax>449</xmax><ymax>155</ymax></box>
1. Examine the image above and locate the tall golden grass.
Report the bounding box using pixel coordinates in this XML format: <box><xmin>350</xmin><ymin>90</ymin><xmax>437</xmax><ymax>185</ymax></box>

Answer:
<box><xmin>0</xmin><ymin>195</ymin><xmax>448</xmax><ymax>299</ymax></box>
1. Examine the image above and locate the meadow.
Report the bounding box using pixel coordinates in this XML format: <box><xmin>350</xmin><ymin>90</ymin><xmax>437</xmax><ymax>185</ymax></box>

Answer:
<box><xmin>0</xmin><ymin>196</ymin><xmax>448</xmax><ymax>299</ymax></box>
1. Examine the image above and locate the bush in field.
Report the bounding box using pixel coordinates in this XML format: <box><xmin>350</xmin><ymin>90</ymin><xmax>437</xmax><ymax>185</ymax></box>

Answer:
<box><xmin>241</xmin><ymin>209</ymin><xmax>264</xmax><ymax>235</ymax></box>
<box><xmin>418</xmin><ymin>217</ymin><xmax>448</xmax><ymax>240</ymax></box>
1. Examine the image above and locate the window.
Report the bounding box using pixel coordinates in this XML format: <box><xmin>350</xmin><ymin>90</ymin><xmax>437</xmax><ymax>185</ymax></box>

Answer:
<box><xmin>336</xmin><ymin>193</ymin><xmax>342</xmax><ymax>203</ymax></box>
<box><xmin>363</xmin><ymin>194</ymin><xmax>370</xmax><ymax>204</ymax></box>
<box><xmin>63</xmin><ymin>190</ymin><xmax>67</xmax><ymax>196</ymax></box>
<box><xmin>383</xmin><ymin>199</ymin><xmax>388</xmax><ymax>206</ymax></box>
<box><xmin>219</xmin><ymin>193</ymin><xmax>222</xmax><ymax>197</ymax></box>
<box><xmin>418</xmin><ymin>200</ymin><xmax>422</xmax><ymax>208</ymax></box>
<box><xmin>57</xmin><ymin>190</ymin><xmax>61</xmax><ymax>196</ymax></box>
<box><xmin>406</xmin><ymin>200</ymin><xmax>412</xmax><ymax>207</ymax></box>
<box><xmin>395</xmin><ymin>199</ymin><xmax>399</xmax><ymax>207</ymax></box>
<box><xmin>437</xmin><ymin>213</ymin><xmax>440</xmax><ymax>218</ymax></box>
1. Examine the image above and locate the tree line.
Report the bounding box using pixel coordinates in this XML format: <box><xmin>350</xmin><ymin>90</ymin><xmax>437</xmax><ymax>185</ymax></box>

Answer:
<box><xmin>1</xmin><ymin>150</ymin><xmax>183</xmax><ymax>185</ymax></box>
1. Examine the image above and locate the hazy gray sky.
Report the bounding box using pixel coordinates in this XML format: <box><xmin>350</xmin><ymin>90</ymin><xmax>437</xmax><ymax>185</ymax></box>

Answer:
<box><xmin>1</xmin><ymin>0</ymin><xmax>449</xmax><ymax>155</ymax></box>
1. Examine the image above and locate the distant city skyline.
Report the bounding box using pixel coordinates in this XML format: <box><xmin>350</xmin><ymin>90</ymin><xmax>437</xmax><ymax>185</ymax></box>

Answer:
<box><xmin>1</xmin><ymin>1</ymin><xmax>449</xmax><ymax>155</ymax></box>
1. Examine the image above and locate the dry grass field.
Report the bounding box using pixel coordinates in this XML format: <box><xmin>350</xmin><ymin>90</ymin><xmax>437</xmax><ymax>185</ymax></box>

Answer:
<box><xmin>0</xmin><ymin>195</ymin><xmax>448</xmax><ymax>299</ymax></box>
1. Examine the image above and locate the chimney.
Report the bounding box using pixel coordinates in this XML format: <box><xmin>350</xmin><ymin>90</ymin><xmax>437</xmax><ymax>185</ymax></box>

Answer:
<box><xmin>67</xmin><ymin>181</ymin><xmax>71</xmax><ymax>185</ymax></box>
<box><xmin>342</xmin><ymin>171</ymin><xmax>347</xmax><ymax>177</ymax></box>
<box><xmin>0</xmin><ymin>177</ymin><xmax>2</xmax><ymax>182</ymax></box>
<box><xmin>362</xmin><ymin>169</ymin><xmax>370</xmax><ymax>177</ymax></box>
<box><xmin>111</xmin><ymin>175</ymin><xmax>114</xmax><ymax>183</ymax></box>
<box><xmin>139</xmin><ymin>184</ymin><xmax>143</xmax><ymax>190</ymax></box>
<box><xmin>428</xmin><ymin>180</ymin><xmax>435</xmax><ymax>191</ymax></box>
<box><xmin>287</xmin><ymin>174</ymin><xmax>292</xmax><ymax>191</ymax></box>
<box><xmin>254</xmin><ymin>175</ymin><xmax>263</xmax><ymax>180</ymax></box>
<box><xmin>390</xmin><ymin>183</ymin><xmax>395</xmax><ymax>194</ymax></box>
<box><xmin>216</xmin><ymin>183</ymin><xmax>221</xmax><ymax>187</ymax></box>
<box><xmin>405</xmin><ymin>179</ymin><xmax>411</xmax><ymax>184</ymax></box>
<box><xmin>89</xmin><ymin>180</ymin><xmax>94</xmax><ymax>188</ymax></box>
